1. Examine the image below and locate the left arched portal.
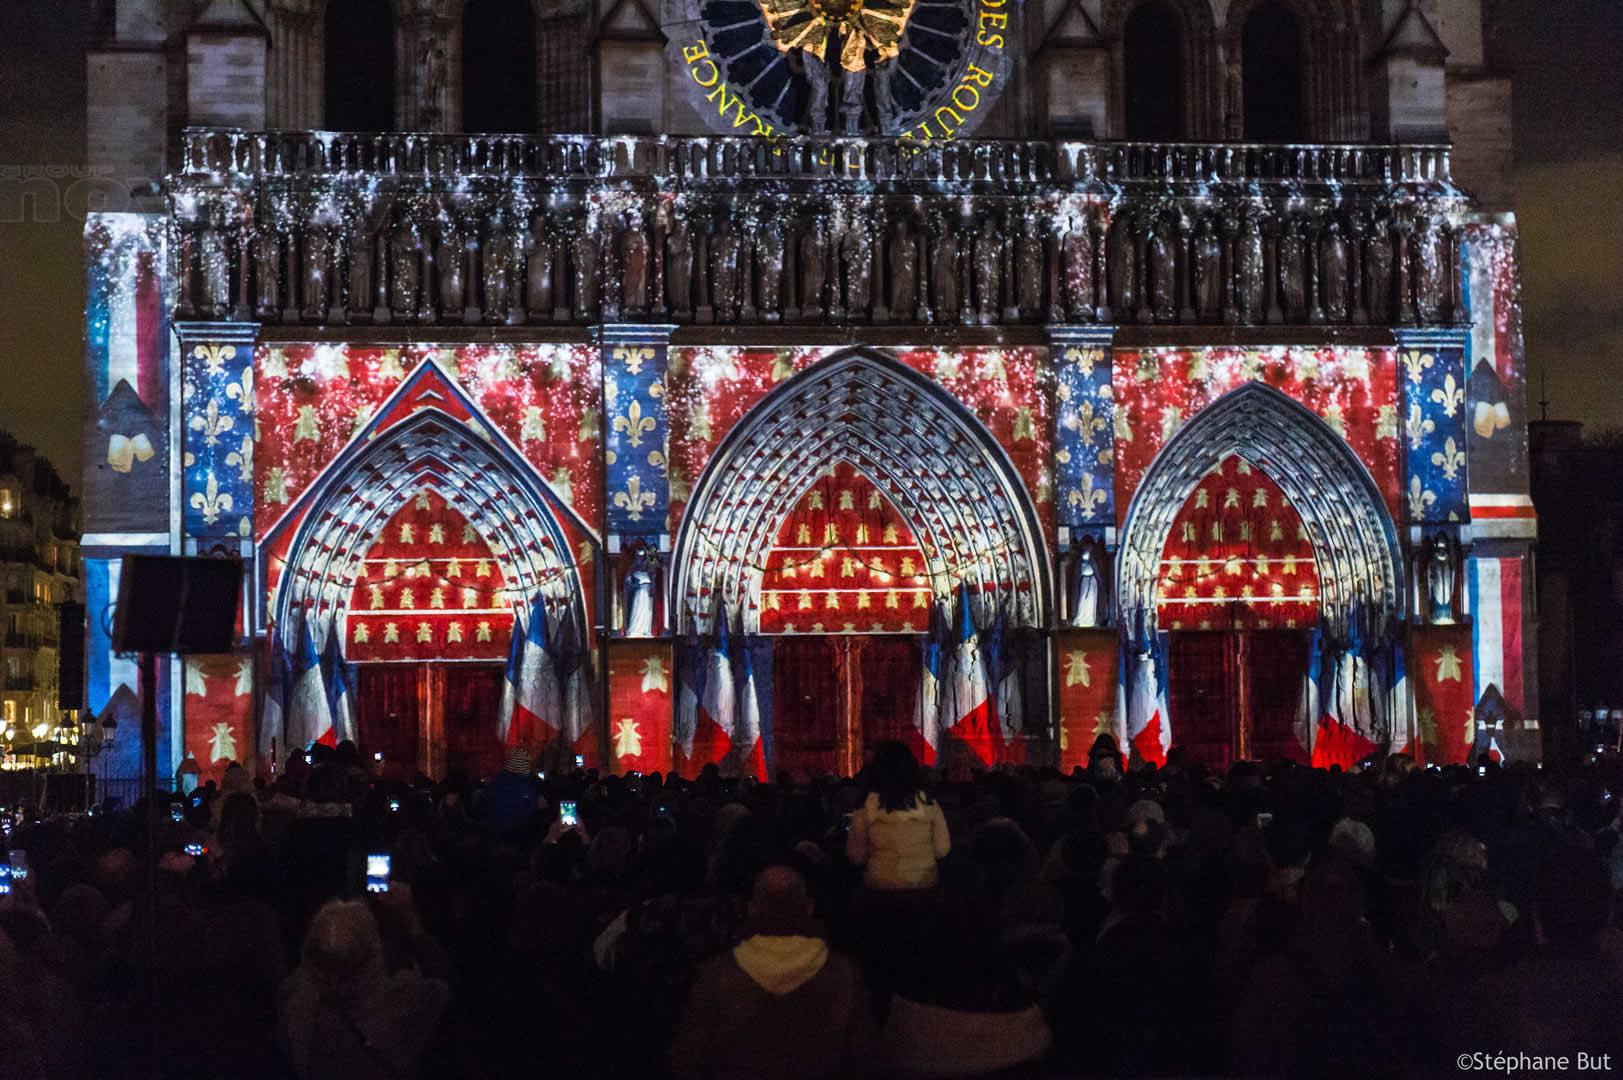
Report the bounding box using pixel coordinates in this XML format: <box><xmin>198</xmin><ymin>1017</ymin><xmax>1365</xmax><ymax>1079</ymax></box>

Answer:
<box><xmin>259</xmin><ymin>364</ymin><xmax>593</xmax><ymax>766</ymax></box>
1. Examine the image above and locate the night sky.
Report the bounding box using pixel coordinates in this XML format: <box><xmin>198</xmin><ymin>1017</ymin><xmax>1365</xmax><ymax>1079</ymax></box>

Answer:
<box><xmin>0</xmin><ymin>2</ymin><xmax>1618</xmax><ymax>489</ymax></box>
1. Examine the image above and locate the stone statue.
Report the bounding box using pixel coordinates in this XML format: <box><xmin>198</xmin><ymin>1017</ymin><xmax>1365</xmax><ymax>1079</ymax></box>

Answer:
<box><xmin>1364</xmin><ymin>217</ymin><xmax>1393</xmax><ymax>323</ymax></box>
<box><xmin>1415</xmin><ymin>217</ymin><xmax>1445</xmax><ymax>323</ymax></box>
<box><xmin>840</xmin><ymin>66</ymin><xmax>866</xmax><ymax>136</ymax></box>
<box><xmin>571</xmin><ymin>230</ymin><xmax>599</xmax><ymax>321</ymax></box>
<box><xmin>1195</xmin><ymin>217</ymin><xmax>1222</xmax><ymax>319</ymax></box>
<box><xmin>483</xmin><ymin>216</ymin><xmax>513</xmax><ymax>324</ymax></box>
<box><xmin>756</xmin><ymin>218</ymin><xmax>784</xmax><ymax>321</ymax></box>
<box><xmin>199</xmin><ymin>225</ymin><xmax>229</xmax><ymax>318</ymax></box>
<box><xmin>620</xmin><ymin>214</ymin><xmax>650</xmax><ymax>317</ymax></box>
<box><xmin>436</xmin><ymin>216</ymin><xmax>465</xmax><ymax>318</ymax></box>
<box><xmin>524</xmin><ymin>216</ymin><xmax>554</xmax><ymax>322</ymax></box>
<box><xmin>930</xmin><ymin>214</ymin><xmax>960</xmax><ymax>323</ymax></box>
<box><xmin>347</xmin><ymin>215</ymin><xmax>373</xmax><ymax>321</ymax></box>
<box><xmin>1425</xmin><ymin>532</ymin><xmax>1456</xmax><ymax>624</ymax></box>
<box><xmin>1320</xmin><ymin>218</ymin><xmax>1349</xmax><ymax>322</ymax></box>
<box><xmin>1106</xmin><ymin>213</ymin><xmax>1135</xmax><ymax>318</ymax></box>
<box><xmin>1148</xmin><ymin>215</ymin><xmax>1177</xmax><ymax>322</ymax></box>
<box><xmin>1235</xmin><ymin>214</ymin><xmax>1264</xmax><ymax>322</ymax></box>
<box><xmin>1070</xmin><ymin>537</ymin><xmax>1105</xmax><ymax>628</ymax></box>
<box><xmin>666</xmin><ymin>215</ymin><xmax>694</xmax><ymax>320</ymax></box>
<box><xmin>874</xmin><ymin>62</ymin><xmax>901</xmax><ymax>133</ymax></box>
<box><xmin>839</xmin><ymin>217</ymin><xmax>872</xmax><ymax>320</ymax></box>
<box><xmin>1279</xmin><ymin>220</ymin><xmax>1306</xmax><ymax>319</ymax></box>
<box><xmin>710</xmin><ymin>218</ymin><xmax>741</xmax><ymax>322</ymax></box>
<box><xmin>253</xmin><ymin>228</ymin><xmax>280</xmax><ymax>320</ymax></box>
<box><xmin>389</xmin><ymin>216</ymin><xmax>420</xmax><ymax>320</ymax></box>
<box><xmin>1015</xmin><ymin>215</ymin><xmax>1043</xmax><ymax>320</ymax></box>
<box><xmin>622</xmin><ymin>548</ymin><xmax>658</xmax><ymax>637</ymax></box>
<box><xmin>973</xmin><ymin>215</ymin><xmax>1003</xmax><ymax>325</ymax></box>
<box><xmin>1060</xmin><ymin>217</ymin><xmax>1093</xmax><ymax>320</ymax></box>
<box><xmin>419</xmin><ymin>42</ymin><xmax>447</xmax><ymax>125</ymax></box>
<box><xmin>799</xmin><ymin>224</ymin><xmax>826</xmax><ymax>320</ymax></box>
<box><xmin>803</xmin><ymin>52</ymin><xmax>831</xmax><ymax>135</ymax></box>
<box><xmin>888</xmin><ymin>216</ymin><xmax>916</xmax><ymax>323</ymax></box>
<box><xmin>301</xmin><ymin>222</ymin><xmax>332</xmax><ymax>322</ymax></box>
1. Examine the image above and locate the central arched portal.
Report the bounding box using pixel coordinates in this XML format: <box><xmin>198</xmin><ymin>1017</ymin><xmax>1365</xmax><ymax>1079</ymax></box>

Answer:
<box><xmin>1116</xmin><ymin>382</ymin><xmax>1406</xmax><ymax>769</ymax></box>
<box><xmin>672</xmin><ymin>349</ymin><xmax>1053</xmax><ymax>776</ymax></box>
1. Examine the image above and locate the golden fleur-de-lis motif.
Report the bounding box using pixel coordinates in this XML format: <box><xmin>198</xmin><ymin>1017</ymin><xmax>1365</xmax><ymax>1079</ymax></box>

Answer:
<box><xmin>1402</xmin><ymin>350</ymin><xmax>1435</xmax><ymax>386</ymax></box>
<box><xmin>1431</xmin><ymin>436</ymin><xmax>1466</xmax><ymax>481</ymax></box>
<box><xmin>1431</xmin><ymin>372</ymin><xmax>1464</xmax><ymax>418</ymax></box>
<box><xmin>613</xmin><ymin>345</ymin><xmax>655</xmax><ymax>375</ymax></box>
<box><xmin>1064</xmin><ymin>650</ymin><xmax>1091</xmax><ymax>687</ymax></box>
<box><xmin>1075</xmin><ymin>401</ymin><xmax>1107</xmax><ymax>448</ymax></box>
<box><xmin>1406</xmin><ymin>403</ymin><xmax>1436</xmax><ymax>451</ymax></box>
<box><xmin>1408</xmin><ymin>475</ymin><xmax>1437</xmax><ymax>520</ymax></box>
<box><xmin>613</xmin><ymin>475</ymin><xmax>657</xmax><ymax>521</ymax></box>
<box><xmin>189</xmin><ymin>399</ymin><xmax>234</xmax><ymax>447</ymax></box>
<box><xmin>1321</xmin><ymin>403</ymin><xmax>1346</xmax><ymax>436</ymax></box>
<box><xmin>193</xmin><ymin>343</ymin><xmax>236</xmax><ymax>376</ymax></box>
<box><xmin>1064</xmin><ymin>346</ymin><xmax>1098</xmax><ymax>377</ymax></box>
<box><xmin>1066</xmin><ymin>473</ymin><xmax>1108</xmax><ymax>514</ymax></box>
<box><xmin>189</xmin><ymin>471</ymin><xmax>233</xmax><ymax>526</ymax></box>
<box><xmin>224</xmin><ymin>366</ymin><xmax>252</xmax><ymax>413</ymax></box>
<box><xmin>225</xmin><ymin>435</ymin><xmax>252</xmax><ymax>483</ymax></box>
<box><xmin>934</xmin><ymin>353</ymin><xmax>961</xmax><ymax>380</ymax></box>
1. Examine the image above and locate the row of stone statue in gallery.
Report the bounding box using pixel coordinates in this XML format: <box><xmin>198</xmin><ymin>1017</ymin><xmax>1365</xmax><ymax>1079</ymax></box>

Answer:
<box><xmin>175</xmin><ymin>195</ymin><xmax>1466</xmax><ymax>328</ymax></box>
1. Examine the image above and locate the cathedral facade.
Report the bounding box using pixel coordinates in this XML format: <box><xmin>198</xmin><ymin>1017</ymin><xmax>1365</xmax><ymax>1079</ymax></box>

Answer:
<box><xmin>82</xmin><ymin>0</ymin><xmax>1536</xmax><ymax>781</ymax></box>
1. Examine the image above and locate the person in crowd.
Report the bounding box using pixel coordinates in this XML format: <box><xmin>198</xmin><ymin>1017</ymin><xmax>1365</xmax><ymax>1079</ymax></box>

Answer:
<box><xmin>3</xmin><ymin>740</ymin><xmax>1619</xmax><ymax>1078</ymax></box>
<box><xmin>672</xmin><ymin>864</ymin><xmax>873</xmax><ymax>1079</ymax></box>
<box><xmin>482</xmin><ymin>745</ymin><xmax>541</xmax><ymax>837</ymax></box>
<box><xmin>279</xmin><ymin>892</ymin><xmax>449</xmax><ymax>1080</ymax></box>
<box><xmin>846</xmin><ymin>741</ymin><xmax>950</xmax><ymax>890</ymax></box>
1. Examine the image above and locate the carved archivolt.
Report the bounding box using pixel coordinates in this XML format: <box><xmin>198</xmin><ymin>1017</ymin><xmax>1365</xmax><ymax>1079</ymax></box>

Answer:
<box><xmin>1116</xmin><ymin>381</ymin><xmax>1402</xmax><ymax>645</ymax></box>
<box><xmin>671</xmin><ymin>349</ymin><xmax>1052</xmax><ymax>634</ymax></box>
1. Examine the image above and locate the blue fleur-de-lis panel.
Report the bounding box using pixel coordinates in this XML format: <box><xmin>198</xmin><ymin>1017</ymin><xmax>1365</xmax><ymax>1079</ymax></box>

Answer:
<box><xmin>605</xmin><ymin>342</ymin><xmax>670</xmax><ymax>536</ymax></box>
<box><xmin>1054</xmin><ymin>340</ymin><xmax>1116</xmax><ymax>529</ymax></box>
<box><xmin>181</xmin><ymin>332</ymin><xmax>256</xmax><ymax>539</ymax></box>
<box><xmin>1395</xmin><ymin>331</ymin><xmax>1469</xmax><ymax>525</ymax></box>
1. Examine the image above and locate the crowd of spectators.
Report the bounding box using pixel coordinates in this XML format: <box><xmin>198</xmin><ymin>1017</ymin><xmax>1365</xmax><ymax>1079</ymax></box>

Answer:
<box><xmin>0</xmin><ymin>734</ymin><xmax>1621</xmax><ymax>1079</ymax></box>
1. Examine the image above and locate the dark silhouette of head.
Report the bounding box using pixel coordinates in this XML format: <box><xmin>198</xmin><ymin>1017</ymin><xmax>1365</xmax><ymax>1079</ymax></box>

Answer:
<box><xmin>867</xmin><ymin>740</ymin><xmax>927</xmax><ymax>812</ymax></box>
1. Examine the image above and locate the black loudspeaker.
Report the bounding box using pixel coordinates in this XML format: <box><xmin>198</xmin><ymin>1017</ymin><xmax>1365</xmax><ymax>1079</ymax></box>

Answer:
<box><xmin>112</xmin><ymin>555</ymin><xmax>242</xmax><ymax>655</ymax></box>
<box><xmin>58</xmin><ymin>602</ymin><xmax>85</xmax><ymax>710</ymax></box>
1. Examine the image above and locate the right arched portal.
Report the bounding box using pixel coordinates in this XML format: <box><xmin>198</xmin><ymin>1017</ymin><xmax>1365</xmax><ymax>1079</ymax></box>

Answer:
<box><xmin>1116</xmin><ymin>381</ymin><xmax>1406</xmax><ymax>767</ymax></box>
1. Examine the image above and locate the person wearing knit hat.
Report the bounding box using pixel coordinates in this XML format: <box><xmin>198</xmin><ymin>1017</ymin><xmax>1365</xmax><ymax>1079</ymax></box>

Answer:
<box><xmin>504</xmin><ymin>746</ymin><xmax>533</xmax><ymax>776</ymax></box>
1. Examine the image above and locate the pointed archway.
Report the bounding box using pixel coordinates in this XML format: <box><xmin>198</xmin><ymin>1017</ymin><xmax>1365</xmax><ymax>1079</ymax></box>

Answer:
<box><xmin>671</xmin><ymin>349</ymin><xmax>1053</xmax><ymax>634</ymax></box>
<box><xmin>266</xmin><ymin>362</ymin><xmax>590</xmax><ymax>641</ymax></box>
<box><xmin>1117</xmin><ymin>381</ymin><xmax>1402</xmax><ymax>645</ymax></box>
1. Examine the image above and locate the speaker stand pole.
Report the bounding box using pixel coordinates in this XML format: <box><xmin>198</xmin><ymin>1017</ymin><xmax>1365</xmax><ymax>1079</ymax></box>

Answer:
<box><xmin>139</xmin><ymin>649</ymin><xmax>160</xmax><ymax>1076</ymax></box>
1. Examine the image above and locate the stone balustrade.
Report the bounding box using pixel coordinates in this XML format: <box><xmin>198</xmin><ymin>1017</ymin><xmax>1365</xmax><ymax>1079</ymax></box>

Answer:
<box><xmin>170</xmin><ymin>129</ymin><xmax>1468</xmax><ymax>329</ymax></box>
